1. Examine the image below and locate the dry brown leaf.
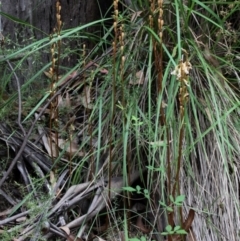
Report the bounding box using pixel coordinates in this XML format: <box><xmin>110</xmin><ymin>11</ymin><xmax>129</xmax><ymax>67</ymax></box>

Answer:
<box><xmin>44</xmin><ymin>70</ymin><xmax>62</xmax><ymax>81</ymax></box>
<box><xmin>67</xmin><ymin>234</ymin><xmax>83</xmax><ymax>241</ymax></box>
<box><xmin>205</xmin><ymin>107</ymin><xmax>213</xmax><ymax>123</ymax></box>
<box><xmin>131</xmin><ymin>11</ymin><xmax>142</xmax><ymax>21</ymax></box>
<box><xmin>57</xmin><ymin>95</ymin><xmax>64</xmax><ymax>108</ymax></box>
<box><xmin>0</xmin><ymin>208</ymin><xmax>12</xmax><ymax>217</ymax></box>
<box><xmin>60</xmin><ymin>225</ymin><xmax>70</xmax><ymax>235</ymax></box>
<box><xmin>58</xmin><ymin>139</ymin><xmax>84</xmax><ymax>157</ymax></box>
<box><xmin>43</xmin><ymin>70</ymin><xmax>51</xmax><ymax>78</ymax></box>
<box><xmin>50</xmin><ymin>133</ymin><xmax>84</xmax><ymax>157</ymax></box>
<box><xmin>65</xmin><ymin>92</ymin><xmax>71</xmax><ymax>108</ymax></box>
<box><xmin>161</xmin><ymin>100</ymin><xmax>168</xmax><ymax>108</ymax></box>
<box><xmin>50</xmin><ymin>171</ymin><xmax>56</xmax><ymax>189</ymax></box>
<box><xmin>16</xmin><ymin>216</ymin><xmax>27</xmax><ymax>223</ymax></box>
<box><xmin>99</xmin><ymin>68</ymin><xmax>108</xmax><ymax>74</ymax></box>
<box><xmin>96</xmin><ymin>236</ymin><xmax>107</xmax><ymax>241</ymax></box>
<box><xmin>37</xmin><ymin>125</ymin><xmax>56</xmax><ymax>157</ymax></box>
<box><xmin>57</xmin><ymin>93</ymin><xmax>71</xmax><ymax>109</ymax></box>
<box><xmin>136</xmin><ymin>215</ymin><xmax>152</xmax><ymax>234</ymax></box>
<box><xmin>79</xmin><ymin>85</ymin><xmax>93</xmax><ymax>109</ymax></box>
<box><xmin>85</xmin><ymin>61</ymin><xmax>108</xmax><ymax>74</ymax></box>
<box><xmin>187</xmin><ymin>228</ymin><xmax>197</xmax><ymax>241</ymax></box>
<box><xmin>129</xmin><ymin>70</ymin><xmax>145</xmax><ymax>85</ymax></box>
<box><xmin>47</xmin><ymin>136</ymin><xmax>58</xmax><ymax>157</ymax></box>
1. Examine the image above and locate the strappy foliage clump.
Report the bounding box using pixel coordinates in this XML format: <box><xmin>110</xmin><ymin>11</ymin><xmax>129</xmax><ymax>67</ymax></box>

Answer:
<box><xmin>0</xmin><ymin>1</ymin><xmax>240</xmax><ymax>241</ymax></box>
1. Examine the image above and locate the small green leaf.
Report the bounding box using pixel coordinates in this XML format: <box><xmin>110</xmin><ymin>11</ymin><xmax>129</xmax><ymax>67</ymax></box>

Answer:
<box><xmin>175</xmin><ymin>195</ymin><xmax>185</xmax><ymax>203</ymax></box>
<box><xmin>166</xmin><ymin>206</ymin><xmax>173</xmax><ymax>212</ymax></box>
<box><xmin>133</xmin><ymin>121</ymin><xmax>143</xmax><ymax>126</ymax></box>
<box><xmin>146</xmin><ymin>165</ymin><xmax>155</xmax><ymax>170</ymax></box>
<box><xmin>144</xmin><ymin>189</ymin><xmax>150</xmax><ymax>199</ymax></box>
<box><xmin>165</xmin><ymin>225</ymin><xmax>172</xmax><ymax>232</ymax></box>
<box><xmin>144</xmin><ymin>189</ymin><xmax>149</xmax><ymax>194</ymax></box>
<box><xmin>176</xmin><ymin>230</ymin><xmax>188</xmax><ymax>234</ymax></box>
<box><xmin>154</xmin><ymin>167</ymin><xmax>165</xmax><ymax>172</ymax></box>
<box><xmin>144</xmin><ymin>194</ymin><xmax>150</xmax><ymax>199</ymax></box>
<box><xmin>136</xmin><ymin>185</ymin><xmax>142</xmax><ymax>194</ymax></box>
<box><xmin>122</xmin><ymin>187</ymin><xmax>136</xmax><ymax>192</ymax></box>
<box><xmin>140</xmin><ymin>236</ymin><xmax>147</xmax><ymax>241</ymax></box>
<box><xmin>159</xmin><ymin>201</ymin><xmax>167</xmax><ymax>207</ymax></box>
<box><xmin>173</xmin><ymin>225</ymin><xmax>181</xmax><ymax>231</ymax></box>
<box><xmin>136</xmin><ymin>185</ymin><xmax>141</xmax><ymax>191</ymax></box>
<box><xmin>175</xmin><ymin>202</ymin><xmax>183</xmax><ymax>207</ymax></box>
<box><xmin>169</xmin><ymin>195</ymin><xmax>174</xmax><ymax>202</ymax></box>
<box><xmin>131</xmin><ymin>115</ymin><xmax>139</xmax><ymax>121</ymax></box>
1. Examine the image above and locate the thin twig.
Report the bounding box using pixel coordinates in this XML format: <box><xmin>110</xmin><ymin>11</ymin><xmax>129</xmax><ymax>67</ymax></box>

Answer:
<box><xmin>0</xmin><ymin>209</ymin><xmax>30</xmax><ymax>226</ymax></box>
<box><xmin>0</xmin><ymin>188</ymin><xmax>17</xmax><ymax>206</ymax></box>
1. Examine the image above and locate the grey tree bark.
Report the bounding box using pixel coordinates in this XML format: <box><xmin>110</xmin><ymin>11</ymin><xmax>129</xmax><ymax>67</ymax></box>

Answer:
<box><xmin>1</xmin><ymin>0</ymin><xmax>100</xmax><ymax>44</ymax></box>
<box><xmin>0</xmin><ymin>0</ymin><xmax>102</xmax><ymax>88</ymax></box>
